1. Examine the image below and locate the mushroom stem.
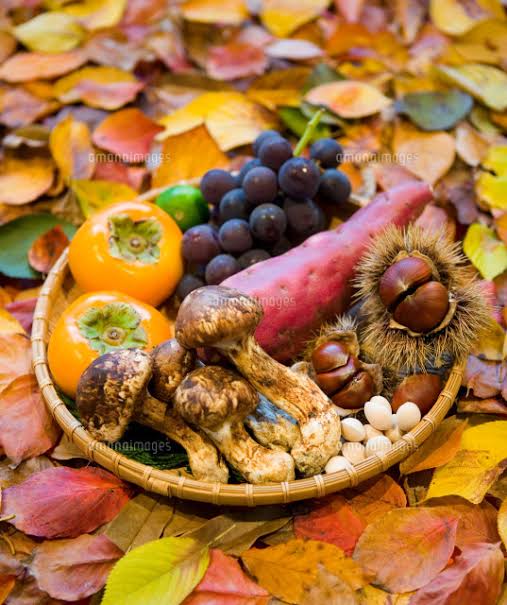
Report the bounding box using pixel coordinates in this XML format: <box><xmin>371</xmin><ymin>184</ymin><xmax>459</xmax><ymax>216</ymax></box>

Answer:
<box><xmin>245</xmin><ymin>395</ymin><xmax>299</xmax><ymax>452</ymax></box>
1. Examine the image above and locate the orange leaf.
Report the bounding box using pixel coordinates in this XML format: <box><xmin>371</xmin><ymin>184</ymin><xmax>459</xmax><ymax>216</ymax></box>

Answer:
<box><xmin>92</xmin><ymin>108</ymin><xmax>163</xmax><ymax>161</ymax></box>
<box><xmin>49</xmin><ymin>114</ymin><xmax>95</xmax><ymax>181</ymax></box>
<box><xmin>294</xmin><ymin>495</ymin><xmax>365</xmax><ymax>555</ymax></box>
<box><xmin>0</xmin><ymin>50</ymin><xmax>87</xmax><ymax>83</ymax></box>
<box><xmin>0</xmin><ymin>308</ymin><xmax>26</xmax><ymax>336</ymax></box>
<box><xmin>181</xmin><ymin>0</ymin><xmax>248</xmax><ymax>25</ymax></box>
<box><xmin>206</xmin><ymin>42</ymin><xmax>267</xmax><ymax>81</ymax></box>
<box><xmin>0</xmin><ymin>333</ymin><xmax>32</xmax><ymax>393</ymax></box>
<box><xmin>0</xmin><ymin>85</ymin><xmax>59</xmax><ymax>128</ymax></box>
<box><xmin>0</xmin><ymin>374</ymin><xmax>60</xmax><ymax>464</ymax></box>
<box><xmin>0</xmin><ymin>155</ymin><xmax>54</xmax><ymax>205</ymax></box>
<box><xmin>28</xmin><ymin>225</ymin><xmax>69</xmax><ymax>274</ymax></box>
<box><xmin>261</xmin><ymin>0</ymin><xmax>330</xmax><ymax>37</ymax></box>
<box><xmin>305</xmin><ymin>81</ymin><xmax>391</xmax><ymax>118</ymax></box>
<box><xmin>410</xmin><ymin>542</ymin><xmax>504</xmax><ymax>605</ymax></box>
<box><xmin>153</xmin><ymin>125</ymin><xmax>229</xmax><ymax>188</ymax></box>
<box><xmin>94</xmin><ymin>160</ymin><xmax>147</xmax><ymax>191</ymax></box>
<box><xmin>343</xmin><ymin>475</ymin><xmax>407</xmax><ymax>524</ymax></box>
<box><xmin>353</xmin><ymin>508</ymin><xmax>458</xmax><ymax>593</ymax></box>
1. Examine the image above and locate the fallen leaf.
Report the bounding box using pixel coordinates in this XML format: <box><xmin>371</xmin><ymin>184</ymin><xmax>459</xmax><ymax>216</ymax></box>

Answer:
<box><xmin>49</xmin><ymin>114</ymin><xmax>95</xmax><ymax>181</ymax></box>
<box><xmin>335</xmin><ymin>0</ymin><xmax>365</xmax><ymax>23</ymax></box>
<box><xmin>395</xmin><ymin>0</ymin><xmax>427</xmax><ymax>44</ymax></box>
<box><xmin>0</xmin><ymin>456</ymin><xmax>56</xmax><ymax>489</ymax></box>
<box><xmin>305</xmin><ymin>81</ymin><xmax>391</xmax><ymax>118</ymax></box>
<box><xmin>0</xmin><ymin>84</ymin><xmax>59</xmax><ymax>128</ymax></box>
<box><xmin>294</xmin><ymin>495</ymin><xmax>365</xmax><ymax>555</ymax></box>
<box><xmin>71</xmin><ymin>178</ymin><xmax>137</xmax><ymax>217</ymax></box>
<box><xmin>93</xmin><ymin>160</ymin><xmax>147</xmax><ymax>190</ymax></box>
<box><xmin>206</xmin><ymin>42</ymin><xmax>268</xmax><ymax>81</ymax></box>
<box><xmin>0</xmin><ymin>333</ymin><xmax>32</xmax><ymax>393</ymax></box>
<box><xmin>0</xmin><ymin>308</ymin><xmax>25</xmax><ymax>336</ymax></box>
<box><xmin>436</xmin><ymin>63</ymin><xmax>507</xmax><ymax>112</ymax></box>
<box><xmin>463</xmin><ymin>356</ymin><xmax>504</xmax><ymax>398</ymax></box>
<box><xmin>455</xmin><ymin>122</ymin><xmax>489</xmax><ymax>166</ymax></box>
<box><xmin>266</xmin><ymin>39</ymin><xmax>323</xmax><ymax>60</ymax></box>
<box><xmin>4</xmin><ymin>298</ymin><xmax>37</xmax><ymax>334</ymax></box>
<box><xmin>400</xmin><ymin>417</ymin><xmax>468</xmax><ymax>475</ymax></box>
<box><xmin>1</xmin><ymin>466</ymin><xmax>131</xmax><ymax>538</ymax></box>
<box><xmin>54</xmin><ymin>66</ymin><xmax>145</xmax><ymax>110</ymax></box>
<box><xmin>464</xmin><ymin>223</ymin><xmax>507</xmax><ymax>280</ymax></box>
<box><xmin>0</xmin><ymin>50</ymin><xmax>87</xmax><ymax>82</ymax></box>
<box><xmin>181</xmin><ymin>0</ymin><xmax>248</xmax><ymax>25</ymax></box>
<box><xmin>392</xmin><ymin>122</ymin><xmax>455</xmax><ymax>185</ymax></box>
<box><xmin>261</xmin><ymin>0</ymin><xmax>330</xmax><ymax>37</ymax></box>
<box><xmin>0</xmin><ymin>214</ymin><xmax>76</xmax><ymax>279</ymax></box>
<box><xmin>301</xmin><ymin>564</ymin><xmax>359</xmax><ymax>605</ymax></box>
<box><xmin>153</xmin><ymin>125</ymin><xmax>229</xmax><ymax>188</ymax></box>
<box><xmin>0</xmin><ymin>31</ymin><xmax>16</xmax><ymax>65</ymax></box>
<box><xmin>352</xmin><ymin>508</ymin><xmax>458</xmax><ymax>593</ymax></box>
<box><xmin>458</xmin><ymin>397</ymin><xmax>507</xmax><ymax>416</ymax></box>
<box><xmin>430</xmin><ymin>0</ymin><xmax>504</xmax><ymax>36</ymax></box>
<box><xmin>398</xmin><ymin>90</ymin><xmax>473</xmax><ymax>131</ymax></box>
<box><xmin>426</xmin><ymin>497</ymin><xmax>500</xmax><ymax>548</ymax></box>
<box><xmin>62</xmin><ymin>0</ymin><xmax>127</xmax><ymax>30</ymax></box>
<box><xmin>183</xmin><ymin>548</ymin><xmax>269</xmax><ymax>605</ymax></box>
<box><xmin>103</xmin><ymin>537</ymin><xmax>209</xmax><ymax>605</ymax></box>
<box><xmin>0</xmin><ymin>374</ymin><xmax>60</xmax><ymax>464</ymax></box>
<box><xmin>499</xmin><ymin>499</ymin><xmax>507</xmax><ymax>549</ymax></box>
<box><xmin>435</xmin><ymin>167</ymin><xmax>479</xmax><ymax>225</ymax></box>
<box><xmin>32</xmin><ymin>534</ymin><xmax>123</xmax><ymax>601</ymax></box>
<box><xmin>415</xmin><ymin>204</ymin><xmax>456</xmax><ymax>240</ymax></box>
<box><xmin>343</xmin><ymin>475</ymin><xmax>408</xmax><ymax>524</ymax></box>
<box><xmin>242</xmin><ymin>539</ymin><xmax>368</xmax><ymax>604</ymax></box>
<box><xmin>410</xmin><ymin>542</ymin><xmax>504</xmax><ymax>605</ymax></box>
<box><xmin>28</xmin><ymin>225</ymin><xmax>69</xmax><ymax>273</ymax></box>
<box><xmin>425</xmin><ymin>421</ymin><xmax>507</xmax><ymax>503</ymax></box>
<box><xmin>0</xmin><ymin>155</ymin><xmax>54</xmax><ymax>205</ymax></box>
<box><xmin>92</xmin><ymin>108</ymin><xmax>163</xmax><ymax>162</ymax></box>
<box><xmin>0</xmin><ymin>576</ymin><xmax>15</xmax><ymax>603</ymax></box>
<box><xmin>13</xmin><ymin>12</ymin><xmax>85</xmax><ymax>53</ymax></box>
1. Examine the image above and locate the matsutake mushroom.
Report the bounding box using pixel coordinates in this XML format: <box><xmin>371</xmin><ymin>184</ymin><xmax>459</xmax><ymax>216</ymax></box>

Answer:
<box><xmin>245</xmin><ymin>395</ymin><xmax>300</xmax><ymax>452</ymax></box>
<box><xmin>174</xmin><ymin>365</ymin><xmax>295</xmax><ymax>483</ymax></box>
<box><xmin>175</xmin><ymin>286</ymin><xmax>342</xmax><ymax>476</ymax></box>
<box><xmin>76</xmin><ymin>348</ymin><xmax>229</xmax><ymax>483</ymax></box>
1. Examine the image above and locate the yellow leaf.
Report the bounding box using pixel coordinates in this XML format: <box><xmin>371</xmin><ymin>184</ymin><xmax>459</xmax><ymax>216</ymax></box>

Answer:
<box><xmin>71</xmin><ymin>178</ymin><xmax>136</xmax><ymax>217</ymax></box>
<box><xmin>0</xmin><ymin>308</ymin><xmax>25</xmax><ymax>336</ymax></box>
<box><xmin>472</xmin><ymin>318</ymin><xmax>506</xmax><ymax>361</ymax></box>
<box><xmin>63</xmin><ymin>0</ymin><xmax>127</xmax><ymax>30</ymax></box>
<box><xmin>13</xmin><ymin>12</ymin><xmax>84</xmax><ymax>53</ymax></box>
<box><xmin>498</xmin><ymin>498</ymin><xmax>507</xmax><ymax>549</ymax></box>
<box><xmin>426</xmin><ymin>421</ymin><xmax>507</xmax><ymax>503</ymax></box>
<box><xmin>456</xmin><ymin>20</ymin><xmax>507</xmax><ymax>66</ymax></box>
<box><xmin>247</xmin><ymin>88</ymin><xmax>301</xmax><ymax>111</ymax></box>
<box><xmin>53</xmin><ymin>66</ymin><xmax>144</xmax><ymax>110</ymax></box>
<box><xmin>305</xmin><ymin>81</ymin><xmax>391</xmax><ymax>119</ymax></box>
<box><xmin>0</xmin><ymin>156</ymin><xmax>54</xmax><ymax>206</ymax></box>
<box><xmin>436</xmin><ymin>63</ymin><xmax>507</xmax><ymax>112</ymax></box>
<box><xmin>261</xmin><ymin>0</ymin><xmax>331</xmax><ymax>37</ymax></box>
<box><xmin>49</xmin><ymin>114</ymin><xmax>94</xmax><ymax>181</ymax></box>
<box><xmin>181</xmin><ymin>0</ymin><xmax>248</xmax><ymax>25</ymax></box>
<box><xmin>455</xmin><ymin>122</ymin><xmax>489</xmax><ymax>167</ymax></box>
<box><xmin>463</xmin><ymin>223</ymin><xmax>507</xmax><ymax>280</ymax></box>
<box><xmin>242</xmin><ymin>539</ymin><xmax>367</xmax><ymax>604</ymax></box>
<box><xmin>153</xmin><ymin>125</ymin><xmax>229</xmax><ymax>188</ymax></box>
<box><xmin>476</xmin><ymin>173</ymin><xmax>507</xmax><ymax>210</ymax></box>
<box><xmin>400</xmin><ymin>417</ymin><xmax>468</xmax><ymax>475</ymax></box>
<box><xmin>392</xmin><ymin>122</ymin><xmax>455</xmax><ymax>185</ymax></box>
<box><xmin>430</xmin><ymin>0</ymin><xmax>504</xmax><ymax>36</ymax></box>
<box><xmin>482</xmin><ymin>144</ymin><xmax>507</xmax><ymax>174</ymax></box>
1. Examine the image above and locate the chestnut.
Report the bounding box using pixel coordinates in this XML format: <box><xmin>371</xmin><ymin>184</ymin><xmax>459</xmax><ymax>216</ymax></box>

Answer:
<box><xmin>379</xmin><ymin>256</ymin><xmax>433</xmax><ymax>310</ymax></box>
<box><xmin>316</xmin><ymin>356</ymin><xmax>360</xmax><ymax>395</ymax></box>
<box><xmin>391</xmin><ymin>373</ymin><xmax>442</xmax><ymax>414</ymax></box>
<box><xmin>331</xmin><ymin>371</ymin><xmax>374</xmax><ymax>409</ymax></box>
<box><xmin>311</xmin><ymin>341</ymin><xmax>349</xmax><ymax>373</ymax></box>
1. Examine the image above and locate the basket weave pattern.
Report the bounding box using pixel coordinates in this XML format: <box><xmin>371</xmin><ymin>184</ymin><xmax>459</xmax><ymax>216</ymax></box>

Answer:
<box><xmin>32</xmin><ymin>250</ymin><xmax>465</xmax><ymax>506</ymax></box>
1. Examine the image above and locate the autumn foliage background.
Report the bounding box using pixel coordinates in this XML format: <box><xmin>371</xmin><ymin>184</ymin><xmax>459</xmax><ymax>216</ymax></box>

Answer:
<box><xmin>0</xmin><ymin>0</ymin><xmax>506</xmax><ymax>604</ymax></box>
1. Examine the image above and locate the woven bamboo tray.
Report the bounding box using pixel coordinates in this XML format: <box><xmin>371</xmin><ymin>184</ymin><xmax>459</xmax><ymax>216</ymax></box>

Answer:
<box><xmin>32</xmin><ymin>250</ymin><xmax>465</xmax><ymax>506</ymax></box>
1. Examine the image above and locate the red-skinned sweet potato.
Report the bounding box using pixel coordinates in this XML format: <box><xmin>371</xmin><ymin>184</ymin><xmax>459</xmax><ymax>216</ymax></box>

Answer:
<box><xmin>223</xmin><ymin>180</ymin><xmax>432</xmax><ymax>361</ymax></box>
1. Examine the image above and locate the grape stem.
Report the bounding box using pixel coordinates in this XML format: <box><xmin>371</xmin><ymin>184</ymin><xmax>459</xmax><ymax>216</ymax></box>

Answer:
<box><xmin>293</xmin><ymin>108</ymin><xmax>325</xmax><ymax>157</ymax></box>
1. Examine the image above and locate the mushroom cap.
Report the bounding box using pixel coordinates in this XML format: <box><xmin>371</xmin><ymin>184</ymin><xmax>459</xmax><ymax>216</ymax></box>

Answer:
<box><xmin>174</xmin><ymin>366</ymin><xmax>258</xmax><ymax>431</ymax></box>
<box><xmin>150</xmin><ymin>338</ymin><xmax>195</xmax><ymax>401</ymax></box>
<box><xmin>175</xmin><ymin>286</ymin><xmax>262</xmax><ymax>349</ymax></box>
<box><xmin>77</xmin><ymin>348</ymin><xmax>152</xmax><ymax>442</ymax></box>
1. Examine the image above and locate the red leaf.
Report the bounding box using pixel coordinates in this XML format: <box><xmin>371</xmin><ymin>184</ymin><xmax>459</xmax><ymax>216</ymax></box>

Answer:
<box><xmin>183</xmin><ymin>549</ymin><xmax>269</xmax><ymax>605</ymax></box>
<box><xmin>92</xmin><ymin>108</ymin><xmax>163</xmax><ymax>161</ymax></box>
<box><xmin>5</xmin><ymin>298</ymin><xmax>37</xmax><ymax>334</ymax></box>
<box><xmin>28</xmin><ymin>226</ymin><xmax>69</xmax><ymax>274</ymax></box>
<box><xmin>32</xmin><ymin>534</ymin><xmax>123</xmax><ymax>601</ymax></box>
<box><xmin>206</xmin><ymin>42</ymin><xmax>267</xmax><ymax>81</ymax></box>
<box><xmin>1</xmin><ymin>466</ymin><xmax>131</xmax><ymax>538</ymax></box>
<box><xmin>410</xmin><ymin>542</ymin><xmax>504</xmax><ymax>605</ymax></box>
<box><xmin>0</xmin><ymin>374</ymin><xmax>60</xmax><ymax>464</ymax></box>
<box><xmin>463</xmin><ymin>356</ymin><xmax>503</xmax><ymax>398</ymax></box>
<box><xmin>93</xmin><ymin>160</ymin><xmax>147</xmax><ymax>190</ymax></box>
<box><xmin>0</xmin><ymin>333</ymin><xmax>32</xmax><ymax>394</ymax></box>
<box><xmin>294</xmin><ymin>495</ymin><xmax>365</xmax><ymax>556</ymax></box>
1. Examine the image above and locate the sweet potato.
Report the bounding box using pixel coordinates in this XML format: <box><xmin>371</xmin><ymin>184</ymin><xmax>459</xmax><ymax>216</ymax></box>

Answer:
<box><xmin>223</xmin><ymin>181</ymin><xmax>432</xmax><ymax>361</ymax></box>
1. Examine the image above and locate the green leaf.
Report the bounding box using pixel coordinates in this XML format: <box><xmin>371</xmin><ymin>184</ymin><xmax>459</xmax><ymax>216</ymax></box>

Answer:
<box><xmin>0</xmin><ymin>214</ymin><xmax>76</xmax><ymax>279</ymax></box>
<box><xmin>398</xmin><ymin>89</ymin><xmax>473</xmax><ymax>131</ymax></box>
<box><xmin>463</xmin><ymin>223</ymin><xmax>507</xmax><ymax>280</ymax></box>
<box><xmin>102</xmin><ymin>537</ymin><xmax>209</xmax><ymax>605</ymax></box>
<box><xmin>71</xmin><ymin>179</ymin><xmax>137</xmax><ymax>217</ymax></box>
<box><xmin>303</xmin><ymin>63</ymin><xmax>345</xmax><ymax>93</ymax></box>
<box><xmin>278</xmin><ymin>107</ymin><xmax>331</xmax><ymax>140</ymax></box>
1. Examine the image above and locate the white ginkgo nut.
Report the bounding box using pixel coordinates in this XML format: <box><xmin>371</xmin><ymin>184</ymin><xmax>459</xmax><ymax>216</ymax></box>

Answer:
<box><xmin>396</xmin><ymin>401</ymin><xmax>421</xmax><ymax>432</ymax></box>
<box><xmin>325</xmin><ymin>455</ymin><xmax>353</xmax><ymax>474</ymax></box>
<box><xmin>363</xmin><ymin>424</ymin><xmax>383</xmax><ymax>441</ymax></box>
<box><xmin>368</xmin><ymin>395</ymin><xmax>391</xmax><ymax>411</ymax></box>
<box><xmin>342</xmin><ymin>442</ymin><xmax>366</xmax><ymax>464</ymax></box>
<box><xmin>364</xmin><ymin>401</ymin><xmax>393</xmax><ymax>431</ymax></box>
<box><xmin>341</xmin><ymin>418</ymin><xmax>366</xmax><ymax>442</ymax></box>
<box><xmin>365</xmin><ymin>435</ymin><xmax>392</xmax><ymax>457</ymax></box>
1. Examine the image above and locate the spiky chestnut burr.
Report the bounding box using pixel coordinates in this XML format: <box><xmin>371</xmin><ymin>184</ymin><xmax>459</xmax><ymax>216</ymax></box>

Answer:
<box><xmin>354</xmin><ymin>225</ymin><xmax>491</xmax><ymax>375</ymax></box>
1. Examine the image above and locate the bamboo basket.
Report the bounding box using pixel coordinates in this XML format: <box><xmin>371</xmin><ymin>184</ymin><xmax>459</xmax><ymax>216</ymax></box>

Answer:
<box><xmin>32</xmin><ymin>250</ymin><xmax>465</xmax><ymax>506</ymax></box>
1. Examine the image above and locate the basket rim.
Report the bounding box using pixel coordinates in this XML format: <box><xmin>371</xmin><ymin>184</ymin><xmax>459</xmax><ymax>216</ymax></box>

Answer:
<box><xmin>31</xmin><ymin>249</ymin><xmax>465</xmax><ymax>506</ymax></box>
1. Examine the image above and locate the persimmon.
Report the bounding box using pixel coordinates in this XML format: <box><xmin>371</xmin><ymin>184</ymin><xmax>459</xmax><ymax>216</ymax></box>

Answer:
<box><xmin>68</xmin><ymin>200</ymin><xmax>183</xmax><ymax>306</ymax></box>
<box><xmin>48</xmin><ymin>291</ymin><xmax>173</xmax><ymax>398</ymax></box>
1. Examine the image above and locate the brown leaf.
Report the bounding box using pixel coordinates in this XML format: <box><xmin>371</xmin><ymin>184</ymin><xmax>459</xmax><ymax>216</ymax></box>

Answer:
<box><xmin>410</xmin><ymin>542</ymin><xmax>504</xmax><ymax>605</ymax></box>
<box><xmin>463</xmin><ymin>356</ymin><xmax>503</xmax><ymax>398</ymax></box>
<box><xmin>5</xmin><ymin>298</ymin><xmax>37</xmax><ymax>334</ymax></box>
<box><xmin>400</xmin><ymin>417</ymin><xmax>468</xmax><ymax>475</ymax></box>
<box><xmin>457</xmin><ymin>397</ymin><xmax>507</xmax><ymax>417</ymax></box>
<box><xmin>434</xmin><ymin>167</ymin><xmax>478</xmax><ymax>225</ymax></box>
<box><xmin>0</xmin><ymin>50</ymin><xmax>87</xmax><ymax>83</ymax></box>
<box><xmin>301</xmin><ymin>565</ymin><xmax>359</xmax><ymax>605</ymax></box>
<box><xmin>0</xmin><ymin>333</ymin><xmax>32</xmax><ymax>394</ymax></box>
<box><xmin>32</xmin><ymin>534</ymin><xmax>123</xmax><ymax>601</ymax></box>
<box><xmin>0</xmin><ymin>374</ymin><xmax>60</xmax><ymax>464</ymax></box>
<box><xmin>343</xmin><ymin>475</ymin><xmax>407</xmax><ymax>524</ymax></box>
<box><xmin>352</xmin><ymin>508</ymin><xmax>458</xmax><ymax>593</ymax></box>
<box><xmin>0</xmin><ymin>456</ymin><xmax>56</xmax><ymax>489</ymax></box>
<box><xmin>0</xmin><ymin>85</ymin><xmax>59</xmax><ymax>128</ymax></box>
<box><xmin>0</xmin><ymin>155</ymin><xmax>54</xmax><ymax>205</ymax></box>
<box><xmin>28</xmin><ymin>225</ymin><xmax>69</xmax><ymax>274</ymax></box>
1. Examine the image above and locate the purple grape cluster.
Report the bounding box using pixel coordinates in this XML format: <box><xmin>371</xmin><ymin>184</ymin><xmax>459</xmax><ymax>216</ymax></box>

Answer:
<box><xmin>177</xmin><ymin>132</ymin><xmax>351</xmax><ymax>300</ymax></box>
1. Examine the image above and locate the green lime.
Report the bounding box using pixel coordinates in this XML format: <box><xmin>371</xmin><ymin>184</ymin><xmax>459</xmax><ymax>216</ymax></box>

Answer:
<box><xmin>155</xmin><ymin>185</ymin><xmax>209</xmax><ymax>231</ymax></box>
